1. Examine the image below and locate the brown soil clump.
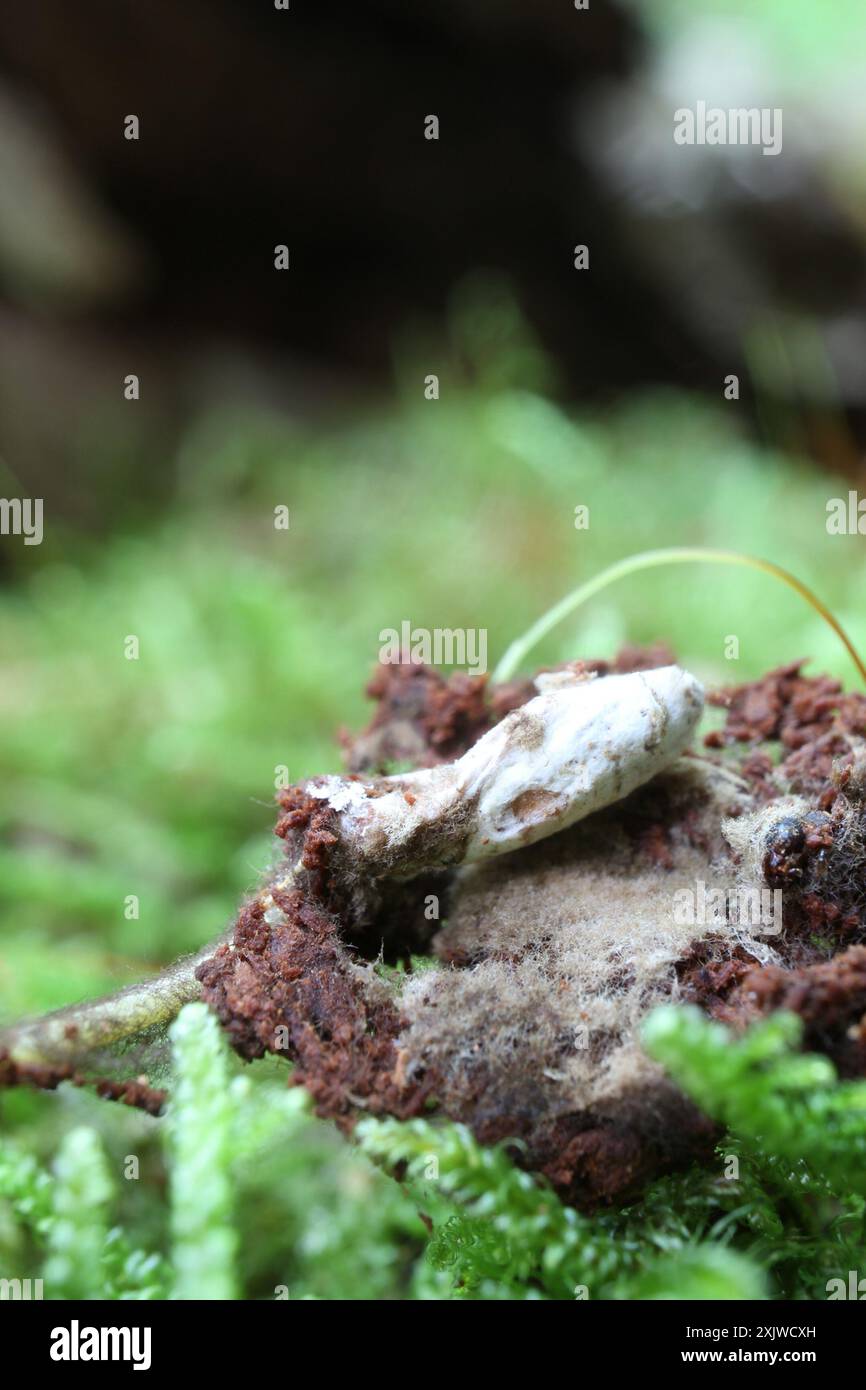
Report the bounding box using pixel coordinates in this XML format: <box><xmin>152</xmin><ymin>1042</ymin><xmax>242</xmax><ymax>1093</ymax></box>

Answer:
<box><xmin>342</xmin><ymin>663</ymin><xmax>491</xmax><ymax>774</ymax></box>
<box><xmin>196</xmin><ymin>649</ymin><xmax>866</xmax><ymax>1208</ymax></box>
<box><xmin>196</xmin><ymin>888</ymin><xmax>437</xmax><ymax>1130</ymax></box>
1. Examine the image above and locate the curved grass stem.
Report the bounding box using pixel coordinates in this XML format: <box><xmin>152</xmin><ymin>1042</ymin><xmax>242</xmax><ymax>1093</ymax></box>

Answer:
<box><xmin>492</xmin><ymin>547</ymin><xmax>866</xmax><ymax>687</ymax></box>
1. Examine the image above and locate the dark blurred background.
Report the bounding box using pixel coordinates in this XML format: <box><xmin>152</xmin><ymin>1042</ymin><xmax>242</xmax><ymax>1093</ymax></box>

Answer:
<box><xmin>3</xmin><ymin>0</ymin><xmax>866</xmax><ymax>526</ymax></box>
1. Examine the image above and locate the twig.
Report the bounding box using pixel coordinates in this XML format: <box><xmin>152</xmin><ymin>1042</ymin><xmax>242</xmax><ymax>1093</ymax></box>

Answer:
<box><xmin>0</xmin><ymin>930</ymin><xmax>231</xmax><ymax>1070</ymax></box>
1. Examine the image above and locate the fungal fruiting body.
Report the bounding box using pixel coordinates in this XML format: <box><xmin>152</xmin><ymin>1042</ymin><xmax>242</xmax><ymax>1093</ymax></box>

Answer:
<box><xmin>8</xmin><ymin>648</ymin><xmax>866</xmax><ymax>1213</ymax></box>
<box><xmin>303</xmin><ymin>665</ymin><xmax>705</xmax><ymax>878</ymax></box>
<box><xmin>196</xmin><ymin>656</ymin><xmax>745</xmax><ymax>1208</ymax></box>
<box><xmin>195</xmin><ymin>652</ymin><xmax>866</xmax><ymax>1208</ymax></box>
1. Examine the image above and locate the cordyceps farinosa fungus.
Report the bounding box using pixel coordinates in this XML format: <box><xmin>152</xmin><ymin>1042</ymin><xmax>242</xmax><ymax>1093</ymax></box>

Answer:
<box><xmin>6</xmin><ymin>551</ymin><xmax>866</xmax><ymax>1209</ymax></box>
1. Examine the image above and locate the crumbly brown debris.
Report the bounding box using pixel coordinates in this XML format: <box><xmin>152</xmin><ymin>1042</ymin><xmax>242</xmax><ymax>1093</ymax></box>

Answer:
<box><xmin>192</xmin><ymin>650</ymin><xmax>866</xmax><ymax>1207</ymax></box>
<box><xmin>0</xmin><ymin>1048</ymin><xmax>166</xmax><ymax>1115</ymax></box>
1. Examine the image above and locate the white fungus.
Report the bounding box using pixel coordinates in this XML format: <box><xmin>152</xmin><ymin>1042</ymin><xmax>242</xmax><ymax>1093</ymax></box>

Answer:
<box><xmin>305</xmin><ymin>665</ymin><xmax>704</xmax><ymax>878</ymax></box>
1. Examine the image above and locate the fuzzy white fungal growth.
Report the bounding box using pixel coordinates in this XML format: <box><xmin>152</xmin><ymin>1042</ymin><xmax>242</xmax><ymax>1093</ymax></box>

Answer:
<box><xmin>306</xmin><ymin>665</ymin><xmax>704</xmax><ymax>878</ymax></box>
